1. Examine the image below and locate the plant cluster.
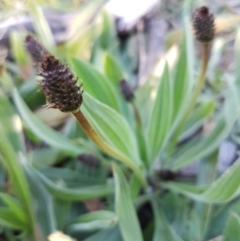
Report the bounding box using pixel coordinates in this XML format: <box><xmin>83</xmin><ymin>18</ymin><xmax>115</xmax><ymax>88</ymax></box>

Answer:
<box><xmin>0</xmin><ymin>1</ymin><xmax>240</xmax><ymax>241</ymax></box>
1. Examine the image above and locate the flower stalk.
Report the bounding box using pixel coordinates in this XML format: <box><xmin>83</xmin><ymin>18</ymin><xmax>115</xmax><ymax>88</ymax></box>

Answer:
<box><xmin>73</xmin><ymin>110</ymin><xmax>146</xmax><ymax>186</ymax></box>
<box><xmin>167</xmin><ymin>6</ymin><xmax>215</xmax><ymax>156</ymax></box>
<box><xmin>25</xmin><ymin>35</ymin><xmax>146</xmax><ymax>187</ymax></box>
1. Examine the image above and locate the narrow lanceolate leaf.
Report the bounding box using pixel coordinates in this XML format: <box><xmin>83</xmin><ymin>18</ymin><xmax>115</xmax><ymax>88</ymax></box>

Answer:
<box><xmin>70</xmin><ymin>57</ymin><xmax>121</xmax><ymax>112</ymax></box>
<box><xmin>0</xmin><ymin>208</ymin><xmax>27</xmax><ymax>230</ymax></box>
<box><xmin>163</xmin><ymin>158</ymin><xmax>240</xmax><ymax>203</ymax></box>
<box><xmin>180</xmin><ymin>101</ymin><xmax>215</xmax><ymax>141</ymax></box>
<box><xmin>83</xmin><ymin>226</ymin><xmax>123</xmax><ymax>241</ymax></box>
<box><xmin>168</xmin><ymin>80</ymin><xmax>238</xmax><ymax>170</ymax></box>
<box><xmin>235</xmin><ymin>28</ymin><xmax>240</xmax><ymax>90</ymax></box>
<box><xmin>0</xmin><ymin>193</ymin><xmax>28</xmax><ymax>226</ymax></box>
<box><xmin>147</xmin><ymin>64</ymin><xmax>172</xmax><ymax>162</ymax></box>
<box><xmin>223</xmin><ymin>213</ymin><xmax>240</xmax><ymax>241</ymax></box>
<box><xmin>12</xmin><ymin>89</ymin><xmax>84</xmax><ymax>156</ymax></box>
<box><xmin>164</xmin><ymin>21</ymin><xmax>195</xmax><ymax>154</ymax></box>
<box><xmin>0</xmin><ymin>91</ymin><xmax>25</xmax><ymax>153</ymax></box>
<box><xmin>113</xmin><ymin>164</ymin><xmax>143</xmax><ymax>241</ymax></box>
<box><xmin>104</xmin><ymin>53</ymin><xmax>124</xmax><ymax>87</ymax></box>
<box><xmin>0</xmin><ymin>127</ymin><xmax>35</xmax><ymax>233</ymax></box>
<box><xmin>82</xmin><ymin>93</ymin><xmax>140</xmax><ymax>164</ymax></box>
<box><xmin>170</xmin><ymin>38</ymin><xmax>189</xmax><ymax>125</ymax></box>
<box><xmin>26</xmin><ymin>3</ymin><xmax>55</xmax><ymax>51</ymax></box>
<box><xmin>67</xmin><ymin>210</ymin><xmax>118</xmax><ymax>232</ymax></box>
<box><xmin>151</xmin><ymin>199</ymin><xmax>184</xmax><ymax>241</ymax></box>
<box><xmin>99</xmin><ymin>10</ymin><xmax>116</xmax><ymax>50</ymax></box>
<box><xmin>23</xmin><ymin>164</ymin><xmax>56</xmax><ymax>236</ymax></box>
<box><xmin>10</xmin><ymin>31</ymin><xmax>28</xmax><ymax>66</ymax></box>
<box><xmin>36</xmin><ymin>170</ymin><xmax>113</xmax><ymax>201</ymax></box>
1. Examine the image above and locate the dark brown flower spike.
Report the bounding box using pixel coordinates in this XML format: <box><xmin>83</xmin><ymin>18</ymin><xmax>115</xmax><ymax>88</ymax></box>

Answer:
<box><xmin>120</xmin><ymin>79</ymin><xmax>134</xmax><ymax>102</ymax></box>
<box><xmin>39</xmin><ymin>55</ymin><xmax>83</xmax><ymax>112</ymax></box>
<box><xmin>25</xmin><ymin>35</ymin><xmax>49</xmax><ymax>63</ymax></box>
<box><xmin>192</xmin><ymin>6</ymin><xmax>215</xmax><ymax>43</ymax></box>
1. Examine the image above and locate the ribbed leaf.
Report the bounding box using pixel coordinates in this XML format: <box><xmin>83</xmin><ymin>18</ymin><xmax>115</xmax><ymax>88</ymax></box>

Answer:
<box><xmin>152</xmin><ymin>199</ymin><xmax>184</xmax><ymax>241</ymax></box>
<box><xmin>113</xmin><ymin>164</ymin><xmax>143</xmax><ymax>241</ymax></box>
<box><xmin>104</xmin><ymin>53</ymin><xmax>124</xmax><ymax>87</ymax></box>
<box><xmin>23</xmin><ymin>164</ymin><xmax>56</xmax><ymax>236</ymax></box>
<box><xmin>0</xmin><ymin>208</ymin><xmax>27</xmax><ymax>230</ymax></box>
<box><xmin>36</xmin><ymin>170</ymin><xmax>113</xmax><ymax>201</ymax></box>
<box><xmin>10</xmin><ymin>31</ymin><xmax>28</xmax><ymax>65</ymax></box>
<box><xmin>168</xmin><ymin>81</ymin><xmax>238</xmax><ymax>170</ymax></box>
<box><xmin>163</xmin><ymin>158</ymin><xmax>240</xmax><ymax>203</ymax></box>
<box><xmin>70</xmin><ymin>57</ymin><xmax>121</xmax><ymax>112</ymax></box>
<box><xmin>180</xmin><ymin>101</ymin><xmax>215</xmax><ymax>141</ymax></box>
<box><xmin>27</xmin><ymin>3</ymin><xmax>55</xmax><ymax>51</ymax></box>
<box><xmin>68</xmin><ymin>211</ymin><xmax>118</xmax><ymax>232</ymax></box>
<box><xmin>99</xmin><ymin>11</ymin><xmax>116</xmax><ymax>50</ymax></box>
<box><xmin>0</xmin><ymin>91</ymin><xmax>25</xmax><ymax>153</ymax></box>
<box><xmin>0</xmin><ymin>193</ymin><xmax>27</xmax><ymax>226</ymax></box>
<box><xmin>223</xmin><ymin>213</ymin><xmax>240</xmax><ymax>241</ymax></box>
<box><xmin>82</xmin><ymin>93</ymin><xmax>140</xmax><ymax>164</ymax></box>
<box><xmin>83</xmin><ymin>226</ymin><xmax>123</xmax><ymax>241</ymax></box>
<box><xmin>147</xmin><ymin>65</ymin><xmax>172</xmax><ymax>162</ymax></box>
<box><xmin>12</xmin><ymin>89</ymin><xmax>83</xmax><ymax>156</ymax></box>
<box><xmin>0</xmin><ymin>127</ymin><xmax>35</xmax><ymax>233</ymax></box>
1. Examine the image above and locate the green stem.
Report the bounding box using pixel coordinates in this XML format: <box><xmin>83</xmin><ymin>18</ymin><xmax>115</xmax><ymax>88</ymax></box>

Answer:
<box><xmin>131</xmin><ymin>100</ymin><xmax>142</xmax><ymax>129</ymax></box>
<box><xmin>72</xmin><ymin>110</ymin><xmax>147</xmax><ymax>187</ymax></box>
<box><xmin>167</xmin><ymin>43</ymin><xmax>210</xmax><ymax>157</ymax></box>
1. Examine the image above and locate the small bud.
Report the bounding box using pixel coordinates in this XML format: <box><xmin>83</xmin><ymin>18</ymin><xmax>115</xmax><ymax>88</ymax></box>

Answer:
<box><xmin>24</xmin><ymin>35</ymin><xmax>49</xmax><ymax>63</ymax></box>
<box><xmin>192</xmin><ymin>6</ymin><xmax>215</xmax><ymax>43</ymax></box>
<box><xmin>120</xmin><ymin>79</ymin><xmax>134</xmax><ymax>102</ymax></box>
<box><xmin>39</xmin><ymin>55</ymin><xmax>83</xmax><ymax>112</ymax></box>
<box><xmin>77</xmin><ymin>154</ymin><xmax>100</xmax><ymax>168</ymax></box>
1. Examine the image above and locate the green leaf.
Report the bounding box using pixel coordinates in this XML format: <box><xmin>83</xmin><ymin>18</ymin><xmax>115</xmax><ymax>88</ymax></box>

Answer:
<box><xmin>99</xmin><ymin>10</ymin><xmax>116</xmax><ymax>50</ymax></box>
<box><xmin>168</xmin><ymin>81</ymin><xmax>238</xmax><ymax>170</ymax></box>
<box><xmin>82</xmin><ymin>93</ymin><xmax>140</xmax><ymax>164</ymax></box>
<box><xmin>0</xmin><ymin>128</ymin><xmax>35</xmax><ymax>233</ymax></box>
<box><xmin>23</xmin><ymin>164</ymin><xmax>56</xmax><ymax>236</ymax></box>
<box><xmin>27</xmin><ymin>3</ymin><xmax>55</xmax><ymax>51</ymax></box>
<box><xmin>0</xmin><ymin>193</ymin><xmax>28</xmax><ymax>226</ymax></box>
<box><xmin>10</xmin><ymin>31</ymin><xmax>28</xmax><ymax>65</ymax></box>
<box><xmin>0</xmin><ymin>91</ymin><xmax>25</xmax><ymax>153</ymax></box>
<box><xmin>195</xmin><ymin>151</ymin><xmax>218</xmax><ymax>240</ymax></box>
<box><xmin>0</xmin><ymin>208</ymin><xmax>27</xmax><ymax>230</ymax></box>
<box><xmin>170</xmin><ymin>38</ymin><xmax>189</xmax><ymax>125</ymax></box>
<box><xmin>147</xmin><ymin>64</ymin><xmax>172</xmax><ymax>162</ymax></box>
<box><xmin>235</xmin><ymin>27</ymin><xmax>240</xmax><ymax>88</ymax></box>
<box><xmin>223</xmin><ymin>213</ymin><xmax>240</xmax><ymax>241</ymax></box>
<box><xmin>169</xmin><ymin>119</ymin><xmax>226</xmax><ymax>170</ymax></box>
<box><xmin>113</xmin><ymin>164</ymin><xmax>143</xmax><ymax>241</ymax></box>
<box><xmin>180</xmin><ymin>101</ymin><xmax>215</xmax><ymax>141</ymax></box>
<box><xmin>68</xmin><ymin>210</ymin><xmax>118</xmax><ymax>232</ymax></box>
<box><xmin>83</xmin><ymin>226</ymin><xmax>123</xmax><ymax>241</ymax></box>
<box><xmin>12</xmin><ymin>89</ymin><xmax>84</xmax><ymax>156</ymax></box>
<box><xmin>205</xmin><ymin>198</ymin><xmax>240</xmax><ymax>239</ymax></box>
<box><xmin>104</xmin><ymin>53</ymin><xmax>124</xmax><ymax>87</ymax></box>
<box><xmin>70</xmin><ymin>57</ymin><xmax>121</xmax><ymax>112</ymax></box>
<box><xmin>36</xmin><ymin>170</ymin><xmax>113</xmax><ymax>201</ymax></box>
<box><xmin>163</xmin><ymin>158</ymin><xmax>240</xmax><ymax>203</ymax></box>
<box><xmin>151</xmin><ymin>199</ymin><xmax>184</xmax><ymax>241</ymax></box>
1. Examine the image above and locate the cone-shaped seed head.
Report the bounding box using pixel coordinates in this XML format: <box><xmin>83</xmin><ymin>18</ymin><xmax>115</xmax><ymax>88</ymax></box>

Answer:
<box><xmin>120</xmin><ymin>79</ymin><xmax>134</xmax><ymax>102</ymax></box>
<box><xmin>192</xmin><ymin>6</ymin><xmax>215</xmax><ymax>43</ymax></box>
<box><xmin>25</xmin><ymin>35</ymin><xmax>49</xmax><ymax>63</ymax></box>
<box><xmin>39</xmin><ymin>55</ymin><xmax>83</xmax><ymax>112</ymax></box>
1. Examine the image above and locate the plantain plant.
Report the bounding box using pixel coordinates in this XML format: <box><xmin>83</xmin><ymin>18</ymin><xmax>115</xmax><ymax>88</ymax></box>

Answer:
<box><xmin>0</xmin><ymin>1</ymin><xmax>240</xmax><ymax>241</ymax></box>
